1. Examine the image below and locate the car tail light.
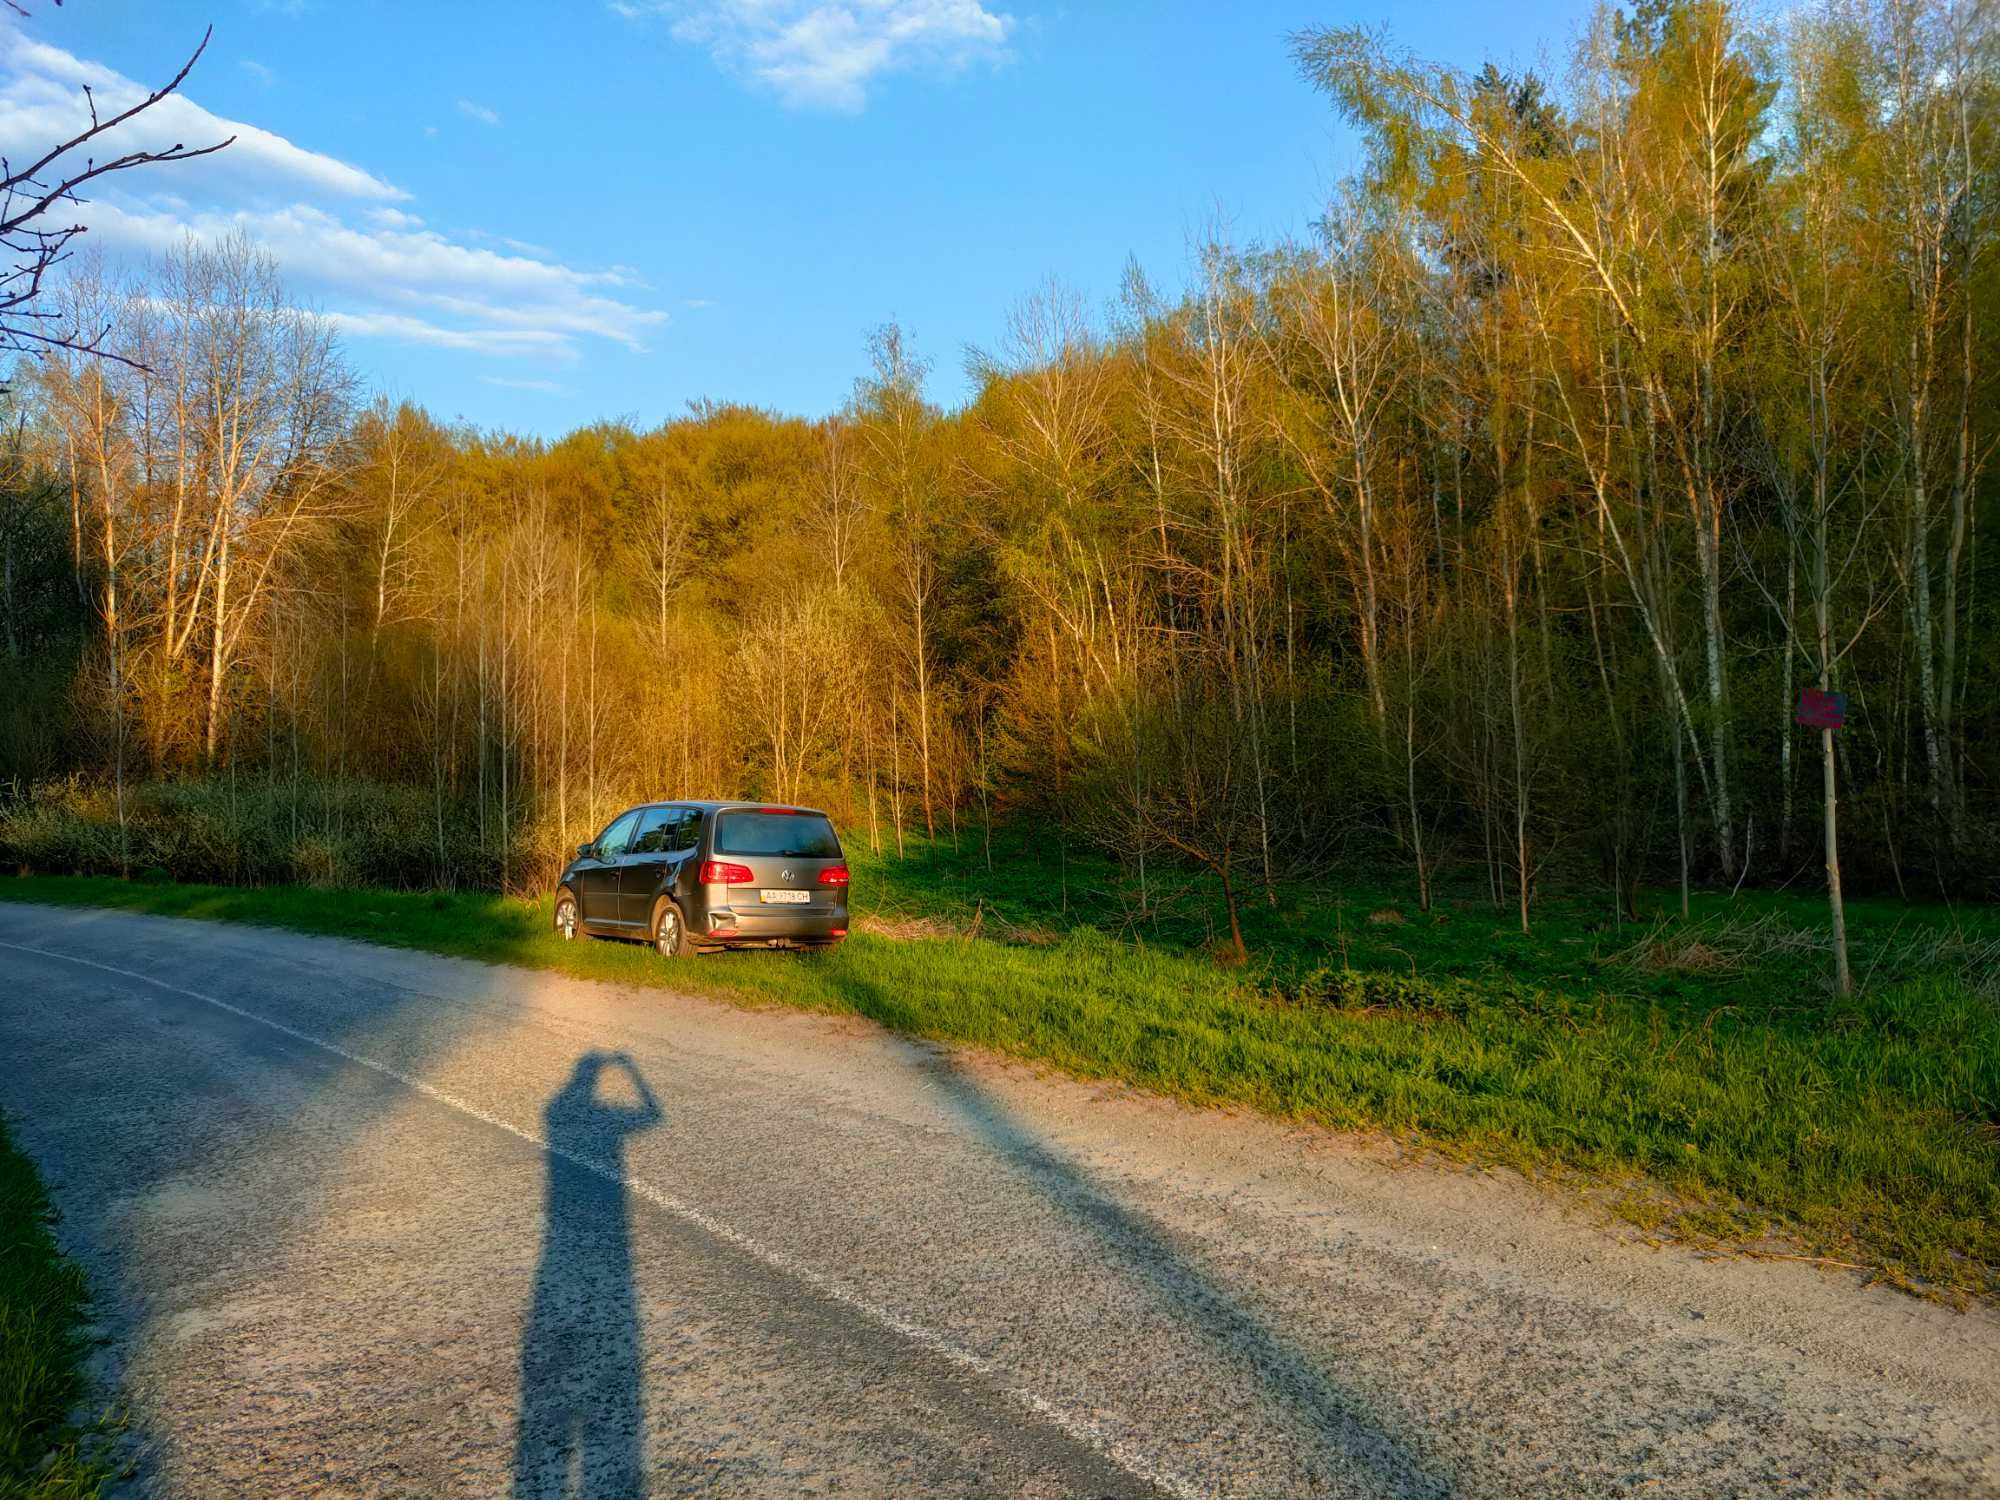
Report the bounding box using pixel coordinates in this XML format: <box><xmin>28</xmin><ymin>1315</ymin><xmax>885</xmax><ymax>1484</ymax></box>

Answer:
<box><xmin>817</xmin><ymin>865</ymin><xmax>850</xmax><ymax>886</ymax></box>
<box><xmin>709</xmin><ymin>927</ymin><xmax>739</xmax><ymax>939</ymax></box>
<box><xmin>830</xmin><ymin>927</ymin><xmax>847</xmax><ymax>938</ymax></box>
<box><xmin>700</xmin><ymin>860</ymin><xmax>754</xmax><ymax>884</ymax></box>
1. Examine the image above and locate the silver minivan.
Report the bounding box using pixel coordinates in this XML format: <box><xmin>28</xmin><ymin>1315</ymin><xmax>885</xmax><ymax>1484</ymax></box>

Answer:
<box><xmin>553</xmin><ymin>801</ymin><xmax>849</xmax><ymax>956</ymax></box>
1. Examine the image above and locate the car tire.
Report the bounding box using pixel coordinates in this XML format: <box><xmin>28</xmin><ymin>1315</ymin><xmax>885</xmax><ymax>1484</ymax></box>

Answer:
<box><xmin>652</xmin><ymin>897</ymin><xmax>693</xmax><ymax>958</ymax></box>
<box><xmin>554</xmin><ymin>888</ymin><xmax>581</xmax><ymax>942</ymax></box>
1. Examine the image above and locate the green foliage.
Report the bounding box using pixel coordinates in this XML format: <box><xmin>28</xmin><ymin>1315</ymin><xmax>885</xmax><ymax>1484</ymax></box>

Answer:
<box><xmin>0</xmin><ymin>1110</ymin><xmax>105</xmax><ymax>1498</ymax></box>
<box><xmin>1281</xmin><ymin>965</ymin><xmax>1492</xmax><ymax>1014</ymax></box>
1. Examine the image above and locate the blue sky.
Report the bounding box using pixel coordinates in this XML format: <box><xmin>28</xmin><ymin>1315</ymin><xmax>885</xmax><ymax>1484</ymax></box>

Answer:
<box><xmin>0</xmin><ymin>0</ymin><xmax>1590</xmax><ymax>434</ymax></box>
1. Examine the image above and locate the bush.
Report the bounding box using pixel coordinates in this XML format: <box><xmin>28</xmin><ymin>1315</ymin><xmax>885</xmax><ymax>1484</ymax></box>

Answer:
<box><xmin>0</xmin><ymin>775</ymin><xmax>508</xmax><ymax>891</ymax></box>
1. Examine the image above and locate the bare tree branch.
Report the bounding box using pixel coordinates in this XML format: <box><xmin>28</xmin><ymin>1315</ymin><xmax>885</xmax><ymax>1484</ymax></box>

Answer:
<box><xmin>0</xmin><ymin>21</ymin><xmax>232</xmax><ymax>361</ymax></box>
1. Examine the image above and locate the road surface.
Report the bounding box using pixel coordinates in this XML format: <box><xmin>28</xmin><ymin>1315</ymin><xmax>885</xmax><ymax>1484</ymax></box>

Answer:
<box><xmin>2</xmin><ymin>902</ymin><xmax>1995</xmax><ymax>1497</ymax></box>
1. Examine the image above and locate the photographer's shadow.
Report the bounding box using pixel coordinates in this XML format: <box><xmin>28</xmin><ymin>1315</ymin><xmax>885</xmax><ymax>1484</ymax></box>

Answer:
<box><xmin>512</xmin><ymin>1052</ymin><xmax>664</xmax><ymax>1499</ymax></box>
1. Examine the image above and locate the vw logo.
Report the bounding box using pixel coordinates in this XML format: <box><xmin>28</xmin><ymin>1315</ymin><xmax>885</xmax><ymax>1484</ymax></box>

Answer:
<box><xmin>781</xmin><ymin>868</ymin><xmax>794</xmax><ymax>882</ymax></box>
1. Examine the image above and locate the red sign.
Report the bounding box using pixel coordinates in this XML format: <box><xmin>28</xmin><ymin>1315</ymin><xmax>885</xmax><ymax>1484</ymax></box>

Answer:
<box><xmin>1797</xmin><ymin>688</ymin><xmax>1847</xmax><ymax>730</ymax></box>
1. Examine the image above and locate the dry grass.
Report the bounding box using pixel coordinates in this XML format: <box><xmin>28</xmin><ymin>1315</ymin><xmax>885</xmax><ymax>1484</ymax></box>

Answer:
<box><xmin>1622</xmin><ymin>933</ymin><xmax>1745</xmax><ymax>975</ymax></box>
<box><xmin>856</xmin><ymin>912</ymin><xmax>970</xmax><ymax>942</ymax></box>
<box><xmin>1884</xmin><ymin>926</ymin><xmax>2000</xmax><ymax>1003</ymax></box>
<box><xmin>1615</xmin><ymin>910</ymin><xmax>2000</xmax><ymax>1002</ymax></box>
<box><xmin>1617</xmin><ymin>911</ymin><xmax>1823</xmax><ymax>975</ymax></box>
<box><xmin>856</xmin><ymin>906</ymin><xmax>1060</xmax><ymax>947</ymax></box>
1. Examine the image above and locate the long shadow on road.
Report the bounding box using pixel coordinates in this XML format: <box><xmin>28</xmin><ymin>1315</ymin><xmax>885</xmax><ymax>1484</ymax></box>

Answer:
<box><xmin>821</xmin><ymin>965</ymin><xmax>1455</xmax><ymax>1500</ymax></box>
<box><xmin>513</xmin><ymin>1051</ymin><xmax>664</xmax><ymax>1500</ymax></box>
<box><xmin>0</xmin><ymin>908</ymin><xmax>548</xmax><ymax>1491</ymax></box>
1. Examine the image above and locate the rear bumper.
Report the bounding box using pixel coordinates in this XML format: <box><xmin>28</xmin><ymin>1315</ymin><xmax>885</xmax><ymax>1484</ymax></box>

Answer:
<box><xmin>701</xmin><ymin>900</ymin><xmax>847</xmax><ymax>945</ymax></box>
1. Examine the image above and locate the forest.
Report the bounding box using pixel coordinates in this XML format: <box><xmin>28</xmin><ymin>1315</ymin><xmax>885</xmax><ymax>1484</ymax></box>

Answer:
<box><xmin>0</xmin><ymin>0</ymin><xmax>1993</xmax><ymax>974</ymax></box>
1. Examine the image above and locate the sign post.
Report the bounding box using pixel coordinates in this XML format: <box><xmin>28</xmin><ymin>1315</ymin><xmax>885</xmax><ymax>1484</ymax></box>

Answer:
<box><xmin>1795</xmin><ymin>687</ymin><xmax>1847</xmax><ymax>731</ymax></box>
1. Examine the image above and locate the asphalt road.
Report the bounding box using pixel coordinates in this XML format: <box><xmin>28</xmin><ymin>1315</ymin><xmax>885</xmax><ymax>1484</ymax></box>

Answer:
<box><xmin>2</xmin><ymin>903</ymin><xmax>1996</xmax><ymax>1498</ymax></box>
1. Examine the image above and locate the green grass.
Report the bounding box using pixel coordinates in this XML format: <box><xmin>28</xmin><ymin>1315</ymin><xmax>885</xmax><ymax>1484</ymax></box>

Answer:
<box><xmin>849</xmin><ymin>824</ymin><xmax>2000</xmax><ymax>994</ymax></box>
<box><xmin>4</xmin><ymin>851</ymin><xmax>1998</xmax><ymax>1301</ymax></box>
<box><xmin>0</xmin><ymin>1110</ymin><xmax>103</xmax><ymax>1499</ymax></box>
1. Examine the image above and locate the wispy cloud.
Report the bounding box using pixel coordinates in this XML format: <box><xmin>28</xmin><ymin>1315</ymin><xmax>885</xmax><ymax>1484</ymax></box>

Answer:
<box><xmin>239</xmin><ymin>58</ymin><xmax>278</xmax><ymax>90</ymax></box>
<box><xmin>468</xmin><ymin>228</ymin><xmax>559</xmax><ymax>261</ymax></box>
<box><xmin>456</xmin><ymin>97</ymin><xmax>502</xmax><ymax>127</ymax></box>
<box><xmin>481</xmin><ymin>376</ymin><xmax>567</xmax><ymax>393</ymax></box>
<box><xmin>325</xmin><ymin>311</ymin><xmax>572</xmax><ymax>358</ymax></box>
<box><xmin>0</xmin><ymin>36</ymin><xmax>665</xmax><ymax>364</ymax></box>
<box><xmin>90</xmin><ymin>200</ymin><xmax>665</xmax><ymax>351</ymax></box>
<box><xmin>615</xmin><ymin>0</ymin><xmax>1015</xmax><ymax>110</ymax></box>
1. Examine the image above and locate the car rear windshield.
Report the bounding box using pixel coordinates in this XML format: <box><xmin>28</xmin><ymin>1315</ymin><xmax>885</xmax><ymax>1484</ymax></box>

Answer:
<box><xmin>714</xmin><ymin>810</ymin><xmax>842</xmax><ymax>859</ymax></box>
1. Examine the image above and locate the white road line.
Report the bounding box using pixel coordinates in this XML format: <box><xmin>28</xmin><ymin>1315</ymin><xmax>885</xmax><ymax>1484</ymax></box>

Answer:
<box><xmin>0</xmin><ymin>938</ymin><xmax>1205</xmax><ymax>1500</ymax></box>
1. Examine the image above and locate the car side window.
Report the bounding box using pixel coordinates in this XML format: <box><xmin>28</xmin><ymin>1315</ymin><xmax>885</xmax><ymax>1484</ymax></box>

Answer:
<box><xmin>595</xmin><ymin>810</ymin><xmax>641</xmax><ymax>859</ymax></box>
<box><xmin>629</xmin><ymin>807</ymin><xmax>675</xmax><ymax>856</ymax></box>
<box><xmin>669</xmin><ymin>809</ymin><xmax>702</xmax><ymax>853</ymax></box>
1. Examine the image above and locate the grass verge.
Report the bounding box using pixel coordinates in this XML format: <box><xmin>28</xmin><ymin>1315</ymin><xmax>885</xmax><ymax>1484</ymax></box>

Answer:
<box><xmin>3</xmin><ymin>870</ymin><xmax>1996</xmax><ymax>1301</ymax></box>
<box><xmin>0</xmin><ymin>1108</ymin><xmax>102</xmax><ymax>1499</ymax></box>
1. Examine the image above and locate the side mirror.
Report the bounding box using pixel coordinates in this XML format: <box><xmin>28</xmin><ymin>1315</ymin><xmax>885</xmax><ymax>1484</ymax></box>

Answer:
<box><xmin>577</xmin><ymin>841</ymin><xmax>595</xmax><ymax>859</ymax></box>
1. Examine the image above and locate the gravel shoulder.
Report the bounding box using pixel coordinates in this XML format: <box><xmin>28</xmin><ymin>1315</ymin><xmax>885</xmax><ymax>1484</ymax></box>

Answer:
<box><xmin>1</xmin><ymin>902</ymin><xmax>1995</xmax><ymax>1497</ymax></box>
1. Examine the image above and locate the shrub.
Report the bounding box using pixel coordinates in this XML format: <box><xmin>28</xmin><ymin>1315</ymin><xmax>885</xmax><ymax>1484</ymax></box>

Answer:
<box><xmin>0</xmin><ymin>776</ymin><xmax>510</xmax><ymax>891</ymax></box>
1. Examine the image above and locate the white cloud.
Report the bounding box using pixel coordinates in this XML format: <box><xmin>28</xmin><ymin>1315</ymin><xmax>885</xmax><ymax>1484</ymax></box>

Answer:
<box><xmin>456</xmin><ymin>97</ymin><xmax>501</xmax><ymax>127</ymax></box>
<box><xmin>87</xmin><ymin>200</ymin><xmax>666</xmax><ymax>351</ymax></box>
<box><xmin>618</xmin><ymin>0</ymin><xmax>1014</xmax><ymax>109</ymax></box>
<box><xmin>481</xmin><ymin>375</ymin><xmax>567</xmax><ymax>393</ymax></box>
<box><xmin>0</xmin><ymin>35</ymin><xmax>666</xmax><ymax>364</ymax></box>
<box><xmin>240</xmin><ymin>59</ymin><xmax>278</xmax><ymax>90</ymax></box>
<box><xmin>325</xmin><ymin>311</ymin><xmax>573</xmax><ymax>359</ymax></box>
<box><xmin>0</xmin><ymin>31</ymin><xmax>402</xmax><ymax>201</ymax></box>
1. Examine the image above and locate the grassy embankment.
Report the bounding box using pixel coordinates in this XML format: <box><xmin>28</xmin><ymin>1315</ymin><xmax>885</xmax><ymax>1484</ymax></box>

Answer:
<box><xmin>4</xmin><ymin>830</ymin><xmax>1997</xmax><ymax>1300</ymax></box>
<box><xmin>0</xmin><ymin>1110</ymin><xmax>104</xmax><ymax>1498</ymax></box>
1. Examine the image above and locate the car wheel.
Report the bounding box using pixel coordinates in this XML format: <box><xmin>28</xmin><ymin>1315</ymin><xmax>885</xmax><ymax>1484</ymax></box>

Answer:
<box><xmin>652</xmin><ymin>898</ymin><xmax>693</xmax><ymax>958</ymax></box>
<box><xmin>554</xmin><ymin>888</ymin><xmax>580</xmax><ymax>941</ymax></box>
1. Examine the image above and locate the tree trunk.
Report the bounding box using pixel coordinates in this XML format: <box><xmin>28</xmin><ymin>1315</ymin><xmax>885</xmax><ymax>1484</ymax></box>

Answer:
<box><xmin>1779</xmin><ymin>537</ymin><xmax>1797</xmax><ymax>863</ymax></box>
<box><xmin>205</xmin><ymin>533</ymin><xmax>230</xmax><ymax>763</ymax></box>
<box><xmin>1215</xmin><ymin>851</ymin><xmax>1248</xmax><ymax>966</ymax></box>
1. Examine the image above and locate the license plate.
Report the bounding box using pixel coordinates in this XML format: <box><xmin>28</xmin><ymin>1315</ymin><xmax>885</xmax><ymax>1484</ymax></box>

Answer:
<box><xmin>760</xmin><ymin>889</ymin><xmax>810</xmax><ymax>904</ymax></box>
